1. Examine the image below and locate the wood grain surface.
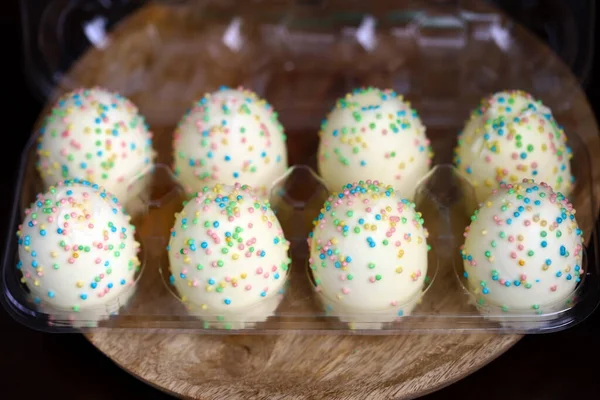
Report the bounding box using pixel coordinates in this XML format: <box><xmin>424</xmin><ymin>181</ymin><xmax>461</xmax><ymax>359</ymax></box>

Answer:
<box><xmin>23</xmin><ymin>0</ymin><xmax>600</xmax><ymax>398</ymax></box>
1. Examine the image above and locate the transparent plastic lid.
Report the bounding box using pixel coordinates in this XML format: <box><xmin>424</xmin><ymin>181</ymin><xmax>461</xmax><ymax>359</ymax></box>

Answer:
<box><xmin>5</xmin><ymin>0</ymin><xmax>600</xmax><ymax>333</ymax></box>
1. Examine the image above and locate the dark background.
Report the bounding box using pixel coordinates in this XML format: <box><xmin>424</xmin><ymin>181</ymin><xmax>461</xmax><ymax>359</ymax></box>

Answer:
<box><xmin>1</xmin><ymin>1</ymin><xmax>599</xmax><ymax>399</ymax></box>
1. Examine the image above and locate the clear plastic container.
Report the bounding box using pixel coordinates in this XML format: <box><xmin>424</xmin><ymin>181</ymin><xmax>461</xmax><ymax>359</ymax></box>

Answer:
<box><xmin>4</xmin><ymin>0</ymin><xmax>599</xmax><ymax>333</ymax></box>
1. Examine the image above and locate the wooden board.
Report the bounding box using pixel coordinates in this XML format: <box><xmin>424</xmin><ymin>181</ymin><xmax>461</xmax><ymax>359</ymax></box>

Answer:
<box><xmin>28</xmin><ymin>1</ymin><xmax>599</xmax><ymax>398</ymax></box>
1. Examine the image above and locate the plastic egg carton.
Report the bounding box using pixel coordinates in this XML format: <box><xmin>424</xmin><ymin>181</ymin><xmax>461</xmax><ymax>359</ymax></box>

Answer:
<box><xmin>3</xmin><ymin>0</ymin><xmax>599</xmax><ymax>333</ymax></box>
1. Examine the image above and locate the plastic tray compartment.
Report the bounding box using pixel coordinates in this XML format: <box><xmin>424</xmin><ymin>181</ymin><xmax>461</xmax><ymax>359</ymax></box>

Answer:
<box><xmin>3</xmin><ymin>0</ymin><xmax>600</xmax><ymax>333</ymax></box>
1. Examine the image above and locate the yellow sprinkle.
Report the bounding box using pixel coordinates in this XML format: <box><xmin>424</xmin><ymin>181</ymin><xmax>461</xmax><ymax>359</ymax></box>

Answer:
<box><xmin>398</xmin><ymin>249</ymin><xmax>405</xmax><ymax>259</ymax></box>
<box><xmin>232</xmin><ymin>254</ymin><xmax>239</xmax><ymax>260</ymax></box>
<box><xmin>396</xmin><ymin>267</ymin><xmax>403</xmax><ymax>274</ymax></box>
<box><xmin>481</xmin><ymin>229</ymin><xmax>488</xmax><ymax>235</ymax></box>
<box><xmin>201</xmin><ymin>304</ymin><xmax>208</xmax><ymax>310</ymax></box>
<box><xmin>34</xmin><ymin>280</ymin><xmax>40</xmax><ymax>287</ymax></box>
<box><xmin>518</xmin><ymin>260</ymin><xmax>525</xmax><ymax>266</ymax></box>
<box><xmin>206</xmin><ymin>286</ymin><xmax>213</xmax><ymax>292</ymax></box>
<box><xmin>76</xmin><ymin>281</ymin><xmax>84</xmax><ymax>288</ymax></box>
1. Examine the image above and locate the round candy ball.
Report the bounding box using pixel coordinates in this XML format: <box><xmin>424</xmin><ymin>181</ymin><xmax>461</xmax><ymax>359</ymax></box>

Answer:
<box><xmin>317</xmin><ymin>87</ymin><xmax>433</xmax><ymax>200</ymax></box>
<box><xmin>16</xmin><ymin>179</ymin><xmax>142</xmax><ymax>313</ymax></box>
<box><xmin>172</xmin><ymin>87</ymin><xmax>288</xmax><ymax>197</ymax></box>
<box><xmin>167</xmin><ymin>183</ymin><xmax>291</xmax><ymax>312</ymax></box>
<box><xmin>308</xmin><ymin>180</ymin><xmax>430</xmax><ymax>313</ymax></box>
<box><xmin>36</xmin><ymin>87</ymin><xmax>155</xmax><ymax>203</ymax></box>
<box><xmin>460</xmin><ymin>179</ymin><xmax>583</xmax><ymax>313</ymax></box>
<box><xmin>453</xmin><ymin>90</ymin><xmax>573</xmax><ymax>203</ymax></box>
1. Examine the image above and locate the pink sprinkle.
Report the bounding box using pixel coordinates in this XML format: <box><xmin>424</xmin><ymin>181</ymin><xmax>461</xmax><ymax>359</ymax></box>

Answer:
<box><xmin>499</xmin><ymin>279</ymin><xmax>506</xmax><ymax>285</ymax></box>
<box><xmin>68</xmin><ymin>258</ymin><xmax>75</xmax><ymax>264</ymax></box>
<box><xmin>524</xmin><ymin>220</ymin><xmax>531</xmax><ymax>226</ymax></box>
<box><xmin>256</xmin><ymin>267</ymin><xmax>263</xmax><ymax>274</ymax></box>
<box><xmin>517</xmin><ymin>244</ymin><xmax>524</xmax><ymax>251</ymax></box>
<box><xmin>369</xmin><ymin>276</ymin><xmax>376</xmax><ymax>283</ymax></box>
<box><xmin>95</xmin><ymin>258</ymin><xmax>101</xmax><ymax>264</ymax></box>
<box><xmin>510</xmin><ymin>252</ymin><xmax>517</xmax><ymax>259</ymax></box>
<box><xmin>342</xmin><ymin>288</ymin><xmax>350</xmax><ymax>294</ymax></box>
<box><xmin>245</xmin><ymin>284</ymin><xmax>252</xmax><ymax>291</ymax></box>
<box><xmin>550</xmin><ymin>285</ymin><xmax>557</xmax><ymax>292</ymax></box>
<box><xmin>192</xmin><ymin>280</ymin><xmax>199</xmax><ymax>287</ymax></box>
<box><xmin>263</xmin><ymin>272</ymin><xmax>270</xmax><ymax>278</ymax></box>
<box><xmin>225</xmin><ymin>276</ymin><xmax>231</xmax><ymax>282</ymax></box>
<box><xmin>390</xmin><ymin>300</ymin><xmax>398</xmax><ymax>306</ymax></box>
